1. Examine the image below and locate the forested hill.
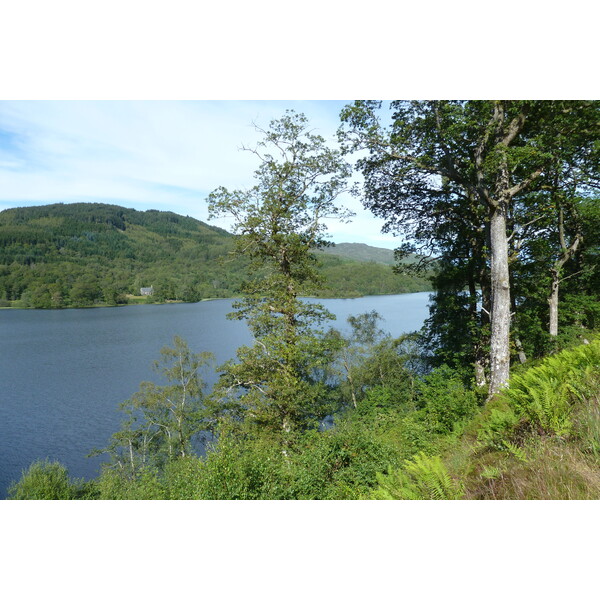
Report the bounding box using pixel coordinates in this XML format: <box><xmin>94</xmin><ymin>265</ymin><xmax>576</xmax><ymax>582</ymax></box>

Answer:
<box><xmin>0</xmin><ymin>203</ymin><xmax>431</xmax><ymax>308</ymax></box>
<box><xmin>321</xmin><ymin>242</ymin><xmax>397</xmax><ymax>265</ymax></box>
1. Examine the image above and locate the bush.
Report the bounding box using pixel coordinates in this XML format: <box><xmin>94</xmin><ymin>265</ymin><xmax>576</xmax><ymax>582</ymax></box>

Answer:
<box><xmin>7</xmin><ymin>460</ymin><xmax>84</xmax><ymax>500</ymax></box>
<box><xmin>417</xmin><ymin>365</ymin><xmax>479</xmax><ymax>435</ymax></box>
<box><xmin>95</xmin><ymin>467</ymin><xmax>165</xmax><ymax>499</ymax></box>
<box><xmin>191</xmin><ymin>435</ymin><xmax>294</xmax><ymax>500</ymax></box>
<box><xmin>172</xmin><ymin>421</ymin><xmax>403</xmax><ymax>500</ymax></box>
<box><xmin>288</xmin><ymin>424</ymin><xmax>402</xmax><ymax>499</ymax></box>
<box><xmin>162</xmin><ymin>457</ymin><xmax>206</xmax><ymax>499</ymax></box>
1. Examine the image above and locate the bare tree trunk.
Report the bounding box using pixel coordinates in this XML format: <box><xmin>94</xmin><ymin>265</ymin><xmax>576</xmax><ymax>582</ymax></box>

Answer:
<box><xmin>485</xmin><ymin>102</ymin><xmax>529</xmax><ymax>399</ymax></box>
<box><xmin>514</xmin><ymin>336</ymin><xmax>527</xmax><ymax>364</ymax></box>
<box><xmin>128</xmin><ymin>438</ymin><xmax>135</xmax><ymax>475</ymax></box>
<box><xmin>509</xmin><ymin>295</ymin><xmax>527</xmax><ymax>364</ymax></box>
<box><xmin>488</xmin><ymin>202</ymin><xmax>511</xmax><ymax>399</ymax></box>
<box><xmin>548</xmin><ymin>205</ymin><xmax>581</xmax><ymax>337</ymax></box>
<box><xmin>477</xmin><ymin>249</ymin><xmax>492</xmax><ymax>388</ymax></box>
<box><xmin>346</xmin><ymin>365</ymin><xmax>358</xmax><ymax>409</ymax></box>
<box><xmin>548</xmin><ymin>270</ymin><xmax>560</xmax><ymax>337</ymax></box>
<box><xmin>468</xmin><ymin>265</ymin><xmax>487</xmax><ymax>387</ymax></box>
<box><xmin>474</xmin><ymin>361</ymin><xmax>487</xmax><ymax>388</ymax></box>
<box><xmin>337</xmin><ymin>348</ymin><xmax>359</xmax><ymax>409</ymax></box>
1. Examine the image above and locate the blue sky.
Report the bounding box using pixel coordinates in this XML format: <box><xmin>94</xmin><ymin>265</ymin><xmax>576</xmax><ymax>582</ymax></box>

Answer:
<box><xmin>0</xmin><ymin>100</ymin><xmax>401</xmax><ymax>249</ymax></box>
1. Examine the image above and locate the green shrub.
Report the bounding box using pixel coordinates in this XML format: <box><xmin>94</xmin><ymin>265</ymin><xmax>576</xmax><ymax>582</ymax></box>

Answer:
<box><xmin>289</xmin><ymin>424</ymin><xmax>401</xmax><ymax>499</ymax></box>
<box><xmin>95</xmin><ymin>467</ymin><xmax>165</xmax><ymax>499</ymax></box>
<box><xmin>387</xmin><ymin>411</ymin><xmax>436</xmax><ymax>456</ymax></box>
<box><xmin>162</xmin><ymin>457</ymin><xmax>206</xmax><ymax>499</ymax></box>
<box><xmin>7</xmin><ymin>460</ymin><xmax>83</xmax><ymax>500</ymax></box>
<box><xmin>173</xmin><ymin>421</ymin><xmax>403</xmax><ymax>500</ymax></box>
<box><xmin>417</xmin><ymin>365</ymin><xmax>479</xmax><ymax>435</ymax></box>
<box><xmin>191</xmin><ymin>435</ymin><xmax>294</xmax><ymax>500</ymax></box>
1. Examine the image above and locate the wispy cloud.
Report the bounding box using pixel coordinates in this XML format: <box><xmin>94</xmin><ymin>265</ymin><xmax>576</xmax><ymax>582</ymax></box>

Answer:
<box><xmin>0</xmin><ymin>100</ymin><xmax>401</xmax><ymax>249</ymax></box>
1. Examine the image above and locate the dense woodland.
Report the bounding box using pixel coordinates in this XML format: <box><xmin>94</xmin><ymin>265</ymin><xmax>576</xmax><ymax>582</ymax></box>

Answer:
<box><xmin>0</xmin><ymin>203</ymin><xmax>430</xmax><ymax>307</ymax></box>
<box><xmin>7</xmin><ymin>102</ymin><xmax>600</xmax><ymax>500</ymax></box>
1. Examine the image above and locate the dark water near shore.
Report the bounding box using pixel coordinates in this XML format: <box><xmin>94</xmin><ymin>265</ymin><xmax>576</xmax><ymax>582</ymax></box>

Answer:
<box><xmin>0</xmin><ymin>292</ymin><xmax>430</xmax><ymax>498</ymax></box>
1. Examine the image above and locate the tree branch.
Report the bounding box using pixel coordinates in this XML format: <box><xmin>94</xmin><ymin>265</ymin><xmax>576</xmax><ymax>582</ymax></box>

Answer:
<box><xmin>507</xmin><ymin>168</ymin><xmax>544</xmax><ymax>197</ymax></box>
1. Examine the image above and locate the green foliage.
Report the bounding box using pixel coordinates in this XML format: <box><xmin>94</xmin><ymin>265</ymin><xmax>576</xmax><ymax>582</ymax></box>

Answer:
<box><xmin>95</xmin><ymin>388</ymin><xmax>412</xmax><ymax>500</ymax></box>
<box><xmin>0</xmin><ymin>202</ymin><xmax>428</xmax><ymax>309</ymax></box>
<box><xmin>416</xmin><ymin>365</ymin><xmax>479</xmax><ymax>435</ymax></box>
<box><xmin>370</xmin><ymin>452</ymin><xmax>464</xmax><ymax>500</ymax></box>
<box><xmin>7</xmin><ymin>459</ymin><xmax>87</xmax><ymax>500</ymax></box>
<box><xmin>341</xmin><ymin>386</ymin><xmax>435</xmax><ymax>461</ymax></box>
<box><xmin>315</xmin><ymin>254</ymin><xmax>431</xmax><ymax>297</ymax></box>
<box><xmin>208</xmin><ymin>112</ymin><xmax>354</xmax><ymax>435</ymax></box>
<box><xmin>502</xmin><ymin>440</ymin><xmax>530</xmax><ymax>464</ymax></box>
<box><xmin>502</xmin><ymin>338</ymin><xmax>600</xmax><ymax>437</ymax></box>
<box><xmin>95</xmin><ymin>467</ymin><xmax>165</xmax><ymax>500</ymax></box>
<box><xmin>185</xmin><ymin>420</ymin><xmax>403</xmax><ymax>500</ymax></box>
<box><xmin>555</xmin><ymin>294</ymin><xmax>600</xmax><ymax>347</ymax></box>
<box><xmin>421</xmin><ymin>265</ymin><xmax>490</xmax><ymax>381</ymax></box>
<box><xmin>480</xmin><ymin>465</ymin><xmax>502</xmax><ymax>480</ymax></box>
<box><xmin>160</xmin><ymin>457</ymin><xmax>206</xmax><ymax>499</ymax></box>
<box><xmin>0</xmin><ymin>202</ymin><xmax>243</xmax><ymax>307</ymax></box>
<box><xmin>92</xmin><ymin>336</ymin><xmax>214</xmax><ymax>477</ymax></box>
<box><xmin>319</xmin><ymin>242</ymin><xmax>398</xmax><ymax>265</ymax></box>
<box><xmin>289</xmin><ymin>424</ymin><xmax>402</xmax><ymax>499</ymax></box>
<box><xmin>188</xmin><ymin>435</ymin><xmax>294</xmax><ymax>500</ymax></box>
<box><xmin>477</xmin><ymin>405</ymin><xmax>520</xmax><ymax>450</ymax></box>
<box><xmin>391</xmin><ymin>412</ymin><xmax>437</xmax><ymax>457</ymax></box>
<box><xmin>506</xmin><ymin>370</ymin><xmax>574</xmax><ymax>436</ymax></box>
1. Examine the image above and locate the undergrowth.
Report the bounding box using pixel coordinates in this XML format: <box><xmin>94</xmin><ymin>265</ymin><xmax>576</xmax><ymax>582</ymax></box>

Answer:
<box><xmin>370</xmin><ymin>337</ymin><xmax>600</xmax><ymax>501</ymax></box>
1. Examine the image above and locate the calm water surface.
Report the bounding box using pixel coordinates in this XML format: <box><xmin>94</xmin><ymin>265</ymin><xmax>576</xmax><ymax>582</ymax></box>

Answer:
<box><xmin>0</xmin><ymin>292</ymin><xmax>430</xmax><ymax>498</ymax></box>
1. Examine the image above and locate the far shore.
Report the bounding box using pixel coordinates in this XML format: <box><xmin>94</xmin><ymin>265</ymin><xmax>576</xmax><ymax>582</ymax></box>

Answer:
<box><xmin>0</xmin><ymin>289</ymin><xmax>432</xmax><ymax>311</ymax></box>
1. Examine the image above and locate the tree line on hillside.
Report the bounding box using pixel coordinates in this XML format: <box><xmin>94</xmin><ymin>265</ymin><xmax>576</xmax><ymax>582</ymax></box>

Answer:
<box><xmin>0</xmin><ymin>203</ymin><xmax>243</xmax><ymax>306</ymax></box>
<box><xmin>0</xmin><ymin>203</ymin><xmax>430</xmax><ymax>308</ymax></box>
<box><xmin>7</xmin><ymin>104</ymin><xmax>600</xmax><ymax>500</ymax></box>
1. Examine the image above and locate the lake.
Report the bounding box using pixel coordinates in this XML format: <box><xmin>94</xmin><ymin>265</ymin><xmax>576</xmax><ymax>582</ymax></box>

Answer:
<box><xmin>0</xmin><ymin>292</ymin><xmax>431</xmax><ymax>498</ymax></box>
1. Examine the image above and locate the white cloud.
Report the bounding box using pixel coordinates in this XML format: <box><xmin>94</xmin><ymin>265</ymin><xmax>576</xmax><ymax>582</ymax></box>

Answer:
<box><xmin>0</xmin><ymin>100</ymin><xmax>400</xmax><ymax>249</ymax></box>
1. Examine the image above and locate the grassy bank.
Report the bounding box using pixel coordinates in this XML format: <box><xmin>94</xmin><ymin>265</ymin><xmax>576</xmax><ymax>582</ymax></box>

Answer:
<box><xmin>370</xmin><ymin>336</ymin><xmax>600</xmax><ymax>500</ymax></box>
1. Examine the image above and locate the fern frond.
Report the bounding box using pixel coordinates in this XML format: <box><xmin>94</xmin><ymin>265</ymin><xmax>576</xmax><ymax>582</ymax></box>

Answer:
<box><xmin>371</xmin><ymin>453</ymin><xmax>464</xmax><ymax>500</ymax></box>
<box><xmin>502</xmin><ymin>440</ymin><xmax>529</xmax><ymax>463</ymax></box>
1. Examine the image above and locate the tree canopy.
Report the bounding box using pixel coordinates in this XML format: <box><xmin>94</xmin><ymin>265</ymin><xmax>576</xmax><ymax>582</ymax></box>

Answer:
<box><xmin>339</xmin><ymin>100</ymin><xmax>599</xmax><ymax>396</ymax></box>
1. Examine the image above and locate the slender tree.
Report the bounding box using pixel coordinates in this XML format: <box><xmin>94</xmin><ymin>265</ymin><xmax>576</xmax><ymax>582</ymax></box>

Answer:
<box><xmin>208</xmin><ymin>111</ymin><xmax>353</xmax><ymax>435</ymax></box>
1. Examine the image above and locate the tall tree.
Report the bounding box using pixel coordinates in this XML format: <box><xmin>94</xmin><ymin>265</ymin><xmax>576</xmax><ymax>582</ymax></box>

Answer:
<box><xmin>208</xmin><ymin>111</ymin><xmax>353</xmax><ymax>436</ymax></box>
<box><xmin>340</xmin><ymin>100</ymin><xmax>599</xmax><ymax>398</ymax></box>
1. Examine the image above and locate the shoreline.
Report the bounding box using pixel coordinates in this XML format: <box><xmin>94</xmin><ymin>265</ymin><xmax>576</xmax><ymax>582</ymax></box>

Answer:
<box><xmin>0</xmin><ymin>289</ymin><xmax>433</xmax><ymax>311</ymax></box>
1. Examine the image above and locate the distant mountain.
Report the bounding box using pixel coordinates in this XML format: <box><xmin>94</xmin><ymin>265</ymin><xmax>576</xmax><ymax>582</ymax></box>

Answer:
<box><xmin>0</xmin><ymin>203</ymin><xmax>431</xmax><ymax>308</ymax></box>
<box><xmin>320</xmin><ymin>242</ymin><xmax>419</xmax><ymax>266</ymax></box>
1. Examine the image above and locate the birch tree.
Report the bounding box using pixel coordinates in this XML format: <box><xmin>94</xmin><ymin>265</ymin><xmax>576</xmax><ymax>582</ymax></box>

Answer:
<box><xmin>93</xmin><ymin>336</ymin><xmax>214</xmax><ymax>477</ymax></box>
